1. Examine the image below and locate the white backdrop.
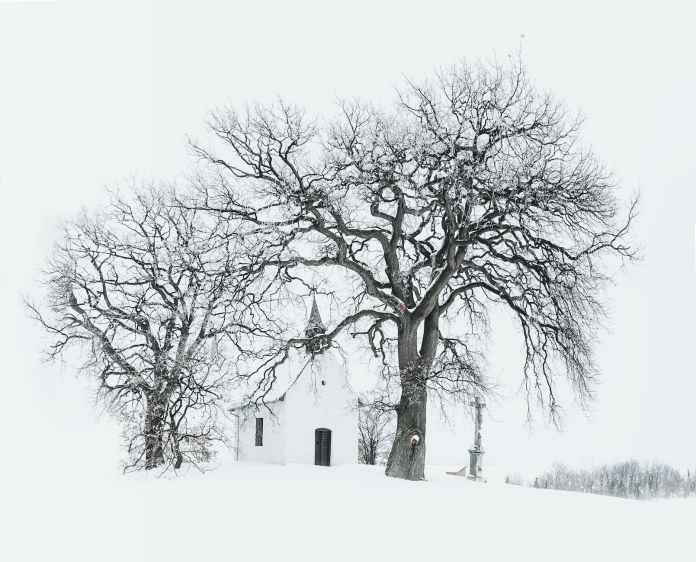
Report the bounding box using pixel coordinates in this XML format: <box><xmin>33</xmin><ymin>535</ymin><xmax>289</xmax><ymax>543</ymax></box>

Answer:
<box><xmin>1</xmin><ymin>0</ymin><xmax>694</xmax><ymax>504</ymax></box>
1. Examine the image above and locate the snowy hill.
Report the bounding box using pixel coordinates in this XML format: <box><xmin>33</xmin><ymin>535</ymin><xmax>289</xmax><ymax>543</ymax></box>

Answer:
<box><xmin>6</xmin><ymin>460</ymin><xmax>693</xmax><ymax>561</ymax></box>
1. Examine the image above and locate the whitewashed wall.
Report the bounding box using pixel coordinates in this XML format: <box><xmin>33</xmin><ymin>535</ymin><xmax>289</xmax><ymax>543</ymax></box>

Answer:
<box><xmin>236</xmin><ymin>401</ymin><xmax>286</xmax><ymax>464</ymax></box>
<box><xmin>284</xmin><ymin>350</ymin><xmax>358</xmax><ymax>466</ymax></box>
<box><xmin>233</xmin><ymin>349</ymin><xmax>358</xmax><ymax>466</ymax></box>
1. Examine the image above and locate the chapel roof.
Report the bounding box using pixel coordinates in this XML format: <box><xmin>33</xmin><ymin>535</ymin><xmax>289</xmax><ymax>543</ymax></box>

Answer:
<box><xmin>230</xmin><ymin>297</ymin><xmax>331</xmax><ymax>412</ymax></box>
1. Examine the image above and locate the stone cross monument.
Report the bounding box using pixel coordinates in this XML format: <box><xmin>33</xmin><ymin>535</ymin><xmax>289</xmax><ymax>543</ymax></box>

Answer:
<box><xmin>467</xmin><ymin>395</ymin><xmax>485</xmax><ymax>480</ymax></box>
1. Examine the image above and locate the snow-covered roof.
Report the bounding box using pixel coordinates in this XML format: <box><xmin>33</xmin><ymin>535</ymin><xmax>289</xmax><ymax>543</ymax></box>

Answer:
<box><xmin>229</xmin><ymin>297</ymin><xmax>342</xmax><ymax>412</ymax></box>
<box><xmin>228</xmin><ymin>358</ymin><xmax>311</xmax><ymax>411</ymax></box>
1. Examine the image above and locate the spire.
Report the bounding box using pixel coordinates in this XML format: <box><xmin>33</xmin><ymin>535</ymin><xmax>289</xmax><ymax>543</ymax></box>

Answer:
<box><xmin>305</xmin><ymin>295</ymin><xmax>326</xmax><ymax>338</ymax></box>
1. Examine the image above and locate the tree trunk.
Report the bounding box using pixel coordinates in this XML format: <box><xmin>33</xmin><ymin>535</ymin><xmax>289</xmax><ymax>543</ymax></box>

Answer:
<box><xmin>385</xmin><ymin>324</ymin><xmax>429</xmax><ymax>480</ymax></box>
<box><xmin>385</xmin><ymin>377</ymin><xmax>427</xmax><ymax>480</ymax></box>
<box><xmin>144</xmin><ymin>393</ymin><xmax>166</xmax><ymax>470</ymax></box>
<box><xmin>368</xmin><ymin>440</ymin><xmax>377</xmax><ymax>465</ymax></box>
<box><xmin>173</xmin><ymin>450</ymin><xmax>183</xmax><ymax>470</ymax></box>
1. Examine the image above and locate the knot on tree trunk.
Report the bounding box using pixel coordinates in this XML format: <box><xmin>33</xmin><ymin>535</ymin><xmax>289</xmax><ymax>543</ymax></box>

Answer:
<box><xmin>409</xmin><ymin>430</ymin><xmax>422</xmax><ymax>461</ymax></box>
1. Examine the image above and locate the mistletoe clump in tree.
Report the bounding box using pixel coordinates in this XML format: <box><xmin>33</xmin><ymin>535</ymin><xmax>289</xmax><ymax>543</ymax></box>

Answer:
<box><xmin>29</xmin><ymin>189</ymin><xmax>278</xmax><ymax>471</ymax></box>
<box><xmin>193</xmin><ymin>59</ymin><xmax>635</xmax><ymax>480</ymax></box>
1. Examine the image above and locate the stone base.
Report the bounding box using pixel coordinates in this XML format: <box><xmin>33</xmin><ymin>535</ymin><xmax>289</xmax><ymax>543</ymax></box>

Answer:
<box><xmin>468</xmin><ymin>448</ymin><xmax>484</xmax><ymax>480</ymax></box>
<box><xmin>467</xmin><ymin>474</ymin><xmax>487</xmax><ymax>483</ymax></box>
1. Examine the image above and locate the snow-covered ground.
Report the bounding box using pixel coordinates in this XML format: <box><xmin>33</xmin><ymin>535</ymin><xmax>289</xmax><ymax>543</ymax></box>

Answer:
<box><xmin>5</xmin><ymin>458</ymin><xmax>694</xmax><ymax>561</ymax></box>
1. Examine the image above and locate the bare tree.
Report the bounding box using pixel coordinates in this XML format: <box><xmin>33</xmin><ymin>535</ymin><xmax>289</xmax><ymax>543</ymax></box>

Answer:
<box><xmin>28</xmin><ymin>188</ymin><xmax>275</xmax><ymax>471</ymax></box>
<box><xmin>191</xmin><ymin>58</ymin><xmax>636</xmax><ymax>480</ymax></box>
<box><xmin>533</xmin><ymin>461</ymin><xmax>696</xmax><ymax>500</ymax></box>
<box><xmin>358</xmin><ymin>401</ymin><xmax>395</xmax><ymax>465</ymax></box>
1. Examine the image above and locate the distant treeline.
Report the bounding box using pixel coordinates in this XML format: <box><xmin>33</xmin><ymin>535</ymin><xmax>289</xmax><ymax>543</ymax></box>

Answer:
<box><xmin>513</xmin><ymin>461</ymin><xmax>696</xmax><ymax>500</ymax></box>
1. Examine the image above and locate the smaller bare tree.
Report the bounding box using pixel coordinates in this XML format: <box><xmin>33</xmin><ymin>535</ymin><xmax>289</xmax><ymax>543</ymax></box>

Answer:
<box><xmin>358</xmin><ymin>401</ymin><xmax>395</xmax><ymax>465</ymax></box>
<box><xmin>28</xmin><ymin>187</ymin><xmax>275</xmax><ymax>471</ymax></box>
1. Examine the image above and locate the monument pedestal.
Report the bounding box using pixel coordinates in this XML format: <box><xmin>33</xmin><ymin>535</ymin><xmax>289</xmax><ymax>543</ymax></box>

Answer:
<box><xmin>468</xmin><ymin>447</ymin><xmax>484</xmax><ymax>481</ymax></box>
<box><xmin>448</xmin><ymin>395</ymin><xmax>486</xmax><ymax>481</ymax></box>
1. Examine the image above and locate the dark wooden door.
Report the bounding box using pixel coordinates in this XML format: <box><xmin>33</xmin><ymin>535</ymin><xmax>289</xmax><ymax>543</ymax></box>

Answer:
<box><xmin>314</xmin><ymin>428</ymin><xmax>331</xmax><ymax>466</ymax></box>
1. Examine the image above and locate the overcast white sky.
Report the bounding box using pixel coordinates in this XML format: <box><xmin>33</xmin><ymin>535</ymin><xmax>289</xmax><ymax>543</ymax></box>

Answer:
<box><xmin>1</xmin><ymin>0</ymin><xmax>695</xmax><ymax>483</ymax></box>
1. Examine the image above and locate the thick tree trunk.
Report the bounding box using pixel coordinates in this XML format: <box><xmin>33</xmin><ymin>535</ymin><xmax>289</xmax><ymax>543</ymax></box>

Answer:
<box><xmin>144</xmin><ymin>393</ymin><xmax>166</xmax><ymax>470</ymax></box>
<box><xmin>385</xmin><ymin>325</ymin><xmax>429</xmax><ymax>480</ymax></box>
<box><xmin>385</xmin><ymin>376</ymin><xmax>427</xmax><ymax>480</ymax></box>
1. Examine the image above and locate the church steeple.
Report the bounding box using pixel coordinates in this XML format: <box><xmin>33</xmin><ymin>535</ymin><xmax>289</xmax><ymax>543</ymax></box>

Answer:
<box><xmin>305</xmin><ymin>295</ymin><xmax>326</xmax><ymax>338</ymax></box>
<box><xmin>304</xmin><ymin>295</ymin><xmax>329</xmax><ymax>354</ymax></box>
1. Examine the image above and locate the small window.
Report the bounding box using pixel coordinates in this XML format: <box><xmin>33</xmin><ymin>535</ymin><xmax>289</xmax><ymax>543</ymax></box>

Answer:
<box><xmin>255</xmin><ymin>417</ymin><xmax>264</xmax><ymax>446</ymax></box>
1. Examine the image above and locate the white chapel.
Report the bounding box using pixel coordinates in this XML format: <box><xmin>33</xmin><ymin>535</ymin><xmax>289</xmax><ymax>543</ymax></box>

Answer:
<box><xmin>231</xmin><ymin>297</ymin><xmax>359</xmax><ymax>466</ymax></box>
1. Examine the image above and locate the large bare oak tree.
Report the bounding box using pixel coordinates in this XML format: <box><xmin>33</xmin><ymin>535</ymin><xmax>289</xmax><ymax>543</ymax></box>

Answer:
<box><xmin>28</xmin><ymin>189</ymin><xmax>276</xmax><ymax>471</ymax></box>
<box><xmin>192</xmin><ymin>59</ymin><xmax>636</xmax><ymax>480</ymax></box>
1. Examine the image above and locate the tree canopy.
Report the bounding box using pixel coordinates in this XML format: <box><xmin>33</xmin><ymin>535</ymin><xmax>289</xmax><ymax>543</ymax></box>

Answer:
<box><xmin>28</xmin><ymin>189</ymin><xmax>280</xmax><ymax>470</ymax></box>
<box><xmin>192</xmin><ymin>59</ymin><xmax>635</xmax><ymax>478</ymax></box>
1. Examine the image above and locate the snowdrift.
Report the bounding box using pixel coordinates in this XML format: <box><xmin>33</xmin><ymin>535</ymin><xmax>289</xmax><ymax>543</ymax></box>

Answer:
<box><xmin>4</xmin><ymin>460</ymin><xmax>694</xmax><ymax>561</ymax></box>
